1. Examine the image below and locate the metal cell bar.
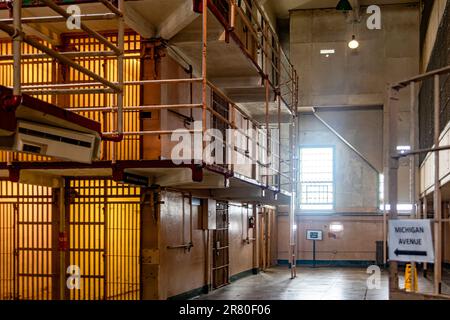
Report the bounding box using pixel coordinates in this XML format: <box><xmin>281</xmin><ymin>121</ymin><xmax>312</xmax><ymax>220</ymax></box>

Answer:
<box><xmin>0</xmin><ymin>13</ymin><xmax>117</xmax><ymax>24</ymax></box>
<box><xmin>433</xmin><ymin>74</ymin><xmax>442</xmax><ymax>295</ymax></box>
<box><xmin>23</xmin><ymin>88</ymin><xmax>115</xmax><ymax>95</ymax></box>
<box><xmin>202</xmin><ymin>0</ymin><xmax>208</xmax><ymax>150</ymax></box>
<box><xmin>115</xmin><ymin>0</ymin><xmax>125</xmax><ymax>159</ymax></box>
<box><xmin>15</xmin><ymin>77</ymin><xmax>202</xmax><ymax>89</ymax></box>
<box><xmin>102</xmin><ymin>129</ymin><xmax>202</xmax><ymax>136</ymax></box>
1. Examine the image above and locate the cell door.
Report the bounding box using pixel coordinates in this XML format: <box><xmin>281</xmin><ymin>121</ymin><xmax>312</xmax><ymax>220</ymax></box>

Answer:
<box><xmin>67</xmin><ymin>178</ymin><xmax>140</xmax><ymax>300</ymax></box>
<box><xmin>212</xmin><ymin>201</ymin><xmax>230</xmax><ymax>289</ymax></box>
<box><xmin>0</xmin><ymin>181</ymin><xmax>53</xmax><ymax>300</ymax></box>
<box><xmin>0</xmin><ymin>201</ymin><xmax>15</xmax><ymax>300</ymax></box>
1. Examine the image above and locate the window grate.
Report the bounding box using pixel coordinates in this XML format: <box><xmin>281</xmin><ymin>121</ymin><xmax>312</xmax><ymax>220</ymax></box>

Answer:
<box><xmin>299</xmin><ymin>147</ymin><xmax>334</xmax><ymax>210</ymax></box>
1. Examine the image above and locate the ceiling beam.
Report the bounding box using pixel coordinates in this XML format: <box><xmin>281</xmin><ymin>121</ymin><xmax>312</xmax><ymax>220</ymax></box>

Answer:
<box><xmin>124</xmin><ymin>2</ymin><xmax>156</xmax><ymax>39</ymax></box>
<box><xmin>157</xmin><ymin>0</ymin><xmax>199</xmax><ymax>40</ymax></box>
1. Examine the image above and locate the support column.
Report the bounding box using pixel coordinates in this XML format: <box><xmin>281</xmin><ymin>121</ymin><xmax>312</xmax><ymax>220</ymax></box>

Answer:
<box><xmin>423</xmin><ymin>196</ymin><xmax>428</xmax><ymax>277</ymax></box>
<box><xmin>387</xmin><ymin>87</ymin><xmax>400</xmax><ymax>294</ymax></box>
<box><xmin>409</xmin><ymin>83</ymin><xmax>418</xmax><ymax>292</ymax></box>
<box><xmin>51</xmin><ymin>180</ymin><xmax>68</xmax><ymax>300</ymax></box>
<box><xmin>140</xmin><ymin>187</ymin><xmax>163</xmax><ymax>300</ymax></box>
<box><xmin>433</xmin><ymin>74</ymin><xmax>442</xmax><ymax>295</ymax></box>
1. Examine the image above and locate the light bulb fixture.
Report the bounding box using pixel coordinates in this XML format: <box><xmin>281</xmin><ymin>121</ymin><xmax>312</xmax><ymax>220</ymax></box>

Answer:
<box><xmin>348</xmin><ymin>35</ymin><xmax>359</xmax><ymax>49</ymax></box>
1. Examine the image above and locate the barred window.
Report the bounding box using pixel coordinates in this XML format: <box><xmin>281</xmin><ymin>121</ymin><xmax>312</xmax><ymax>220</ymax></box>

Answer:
<box><xmin>299</xmin><ymin>147</ymin><xmax>334</xmax><ymax>210</ymax></box>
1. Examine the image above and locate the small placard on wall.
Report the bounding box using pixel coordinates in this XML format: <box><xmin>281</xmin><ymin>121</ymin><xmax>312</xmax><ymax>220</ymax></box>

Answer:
<box><xmin>306</xmin><ymin>230</ymin><xmax>323</xmax><ymax>241</ymax></box>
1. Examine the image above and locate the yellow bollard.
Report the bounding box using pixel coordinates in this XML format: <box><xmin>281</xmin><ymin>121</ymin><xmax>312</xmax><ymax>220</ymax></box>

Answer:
<box><xmin>404</xmin><ymin>263</ymin><xmax>418</xmax><ymax>292</ymax></box>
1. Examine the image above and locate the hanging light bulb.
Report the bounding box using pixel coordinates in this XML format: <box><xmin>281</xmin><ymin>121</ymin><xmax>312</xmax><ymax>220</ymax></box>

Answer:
<box><xmin>348</xmin><ymin>35</ymin><xmax>359</xmax><ymax>49</ymax></box>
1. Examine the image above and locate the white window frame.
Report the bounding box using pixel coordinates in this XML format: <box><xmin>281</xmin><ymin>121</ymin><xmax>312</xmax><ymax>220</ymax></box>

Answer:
<box><xmin>299</xmin><ymin>146</ymin><xmax>335</xmax><ymax>211</ymax></box>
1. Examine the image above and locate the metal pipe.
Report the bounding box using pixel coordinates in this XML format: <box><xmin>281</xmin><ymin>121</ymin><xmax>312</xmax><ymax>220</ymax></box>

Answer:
<box><xmin>395</xmin><ymin>145</ymin><xmax>450</xmax><ymax>158</ymax></box>
<box><xmin>98</xmin><ymin>0</ymin><xmax>123</xmax><ymax>17</ymax></box>
<box><xmin>265</xmin><ymin>79</ymin><xmax>270</xmax><ymax>188</ymax></box>
<box><xmin>202</xmin><ymin>0</ymin><xmax>208</xmax><ymax>151</ymax></box>
<box><xmin>0</xmin><ymin>13</ymin><xmax>117</xmax><ymax>24</ymax></box>
<box><xmin>23</xmin><ymin>88</ymin><xmax>115</xmax><ymax>95</ymax></box>
<box><xmin>40</xmin><ymin>0</ymin><xmax>121</xmax><ymax>56</ymax></box>
<box><xmin>387</xmin><ymin>88</ymin><xmax>400</xmax><ymax>292</ymax></box>
<box><xmin>433</xmin><ymin>74</ymin><xmax>442</xmax><ymax>295</ymax></box>
<box><xmin>113</xmin><ymin>0</ymin><xmax>125</xmax><ymax>163</ymax></box>
<box><xmin>126</xmin><ymin>78</ymin><xmax>203</xmax><ymax>85</ymax></box>
<box><xmin>7</xmin><ymin>0</ymin><xmax>22</xmax><ymax>167</ymax></box>
<box><xmin>410</xmin><ymin>83</ymin><xmax>417</xmax><ymax>217</ymax></box>
<box><xmin>12</xmin><ymin>0</ymin><xmax>21</xmax><ymax>97</ymax></box>
<box><xmin>66</xmin><ymin>104</ymin><xmax>203</xmax><ymax>112</ymax></box>
<box><xmin>18</xmin><ymin>78</ymin><xmax>203</xmax><ymax>89</ymax></box>
<box><xmin>278</xmin><ymin>95</ymin><xmax>281</xmax><ymax>190</ymax></box>
<box><xmin>290</xmin><ymin>116</ymin><xmax>297</xmax><ymax>279</ymax></box>
<box><xmin>313</xmin><ymin>110</ymin><xmax>380</xmax><ymax>173</ymax></box>
<box><xmin>423</xmin><ymin>196</ymin><xmax>428</xmax><ymax>275</ymax></box>
<box><xmin>167</xmin><ymin>244</ymin><xmax>193</xmax><ymax>250</ymax></box>
<box><xmin>189</xmin><ymin>193</ymin><xmax>193</xmax><ymax>247</ymax></box>
<box><xmin>393</xmin><ymin>65</ymin><xmax>450</xmax><ymax>90</ymax></box>
<box><xmin>0</xmin><ymin>20</ymin><xmax>121</xmax><ymax>91</ymax></box>
<box><xmin>230</xmin><ymin>0</ymin><xmax>236</xmax><ymax>29</ymax></box>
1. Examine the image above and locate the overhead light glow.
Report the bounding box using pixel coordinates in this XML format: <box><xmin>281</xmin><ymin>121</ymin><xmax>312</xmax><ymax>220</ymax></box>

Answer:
<box><xmin>330</xmin><ymin>223</ymin><xmax>344</xmax><ymax>233</ymax></box>
<box><xmin>348</xmin><ymin>35</ymin><xmax>359</xmax><ymax>49</ymax></box>
<box><xmin>397</xmin><ymin>146</ymin><xmax>411</xmax><ymax>154</ymax></box>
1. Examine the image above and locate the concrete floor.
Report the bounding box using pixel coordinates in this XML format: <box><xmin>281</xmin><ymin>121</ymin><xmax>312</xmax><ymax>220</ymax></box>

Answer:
<box><xmin>196</xmin><ymin>266</ymin><xmax>443</xmax><ymax>300</ymax></box>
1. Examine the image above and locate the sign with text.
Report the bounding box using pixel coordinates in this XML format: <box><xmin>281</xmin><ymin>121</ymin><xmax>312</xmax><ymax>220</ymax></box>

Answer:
<box><xmin>306</xmin><ymin>230</ymin><xmax>323</xmax><ymax>241</ymax></box>
<box><xmin>121</xmin><ymin>172</ymin><xmax>149</xmax><ymax>187</ymax></box>
<box><xmin>388</xmin><ymin>219</ymin><xmax>434</xmax><ymax>263</ymax></box>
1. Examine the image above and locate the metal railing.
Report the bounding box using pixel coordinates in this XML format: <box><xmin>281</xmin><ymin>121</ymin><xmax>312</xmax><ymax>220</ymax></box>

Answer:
<box><xmin>0</xmin><ymin>0</ymin><xmax>299</xmax><ymax>194</ymax></box>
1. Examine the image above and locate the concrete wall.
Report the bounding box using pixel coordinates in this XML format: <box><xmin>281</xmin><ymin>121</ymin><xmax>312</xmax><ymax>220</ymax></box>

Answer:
<box><xmin>290</xmin><ymin>4</ymin><xmax>420</xmax><ymax>108</ymax></box>
<box><xmin>299</xmin><ymin>111</ymin><xmax>382</xmax><ymax>212</ymax></box>
<box><xmin>290</xmin><ymin>4</ymin><xmax>420</xmax><ymax>207</ymax></box>
<box><xmin>275</xmin><ymin>4</ymin><xmax>421</xmax><ymax>263</ymax></box>
<box><xmin>277</xmin><ymin>214</ymin><xmax>383</xmax><ymax>263</ymax></box>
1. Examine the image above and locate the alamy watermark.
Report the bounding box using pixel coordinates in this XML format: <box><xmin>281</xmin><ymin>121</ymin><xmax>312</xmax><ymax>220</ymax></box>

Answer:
<box><xmin>171</xmin><ymin>121</ymin><xmax>261</xmax><ymax>166</ymax></box>
<box><xmin>366</xmin><ymin>265</ymin><xmax>381</xmax><ymax>290</ymax></box>
<box><xmin>66</xmin><ymin>265</ymin><xmax>81</xmax><ymax>290</ymax></box>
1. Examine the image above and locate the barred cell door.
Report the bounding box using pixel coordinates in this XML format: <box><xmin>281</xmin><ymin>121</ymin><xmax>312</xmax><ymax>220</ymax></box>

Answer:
<box><xmin>0</xmin><ymin>201</ymin><xmax>15</xmax><ymax>300</ymax></box>
<box><xmin>0</xmin><ymin>181</ymin><xmax>54</xmax><ymax>300</ymax></box>
<box><xmin>67</xmin><ymin>178</ymin><xmax>140</xmax><ymax>300</ymax></box>
<box><xmin>212</xmin><ymin>201</ymin><xmax>230</xmax><ymax>289</ymax></box>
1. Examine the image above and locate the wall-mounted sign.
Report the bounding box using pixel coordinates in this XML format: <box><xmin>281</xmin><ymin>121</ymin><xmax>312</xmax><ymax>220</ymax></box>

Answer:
<box><xmin>121</xmin><ymin>172</ymin><xmax>149</xmax><ymax>187</ymax></box>
<box><xmin>388</xmin><ymin>219</ymin><xmax>434</xmax><ymax>263</ymax></box>
<box><xmin>306</xmin><ymin>230</ymin><xmax>323</xmax><ymax>241</ymax></box>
